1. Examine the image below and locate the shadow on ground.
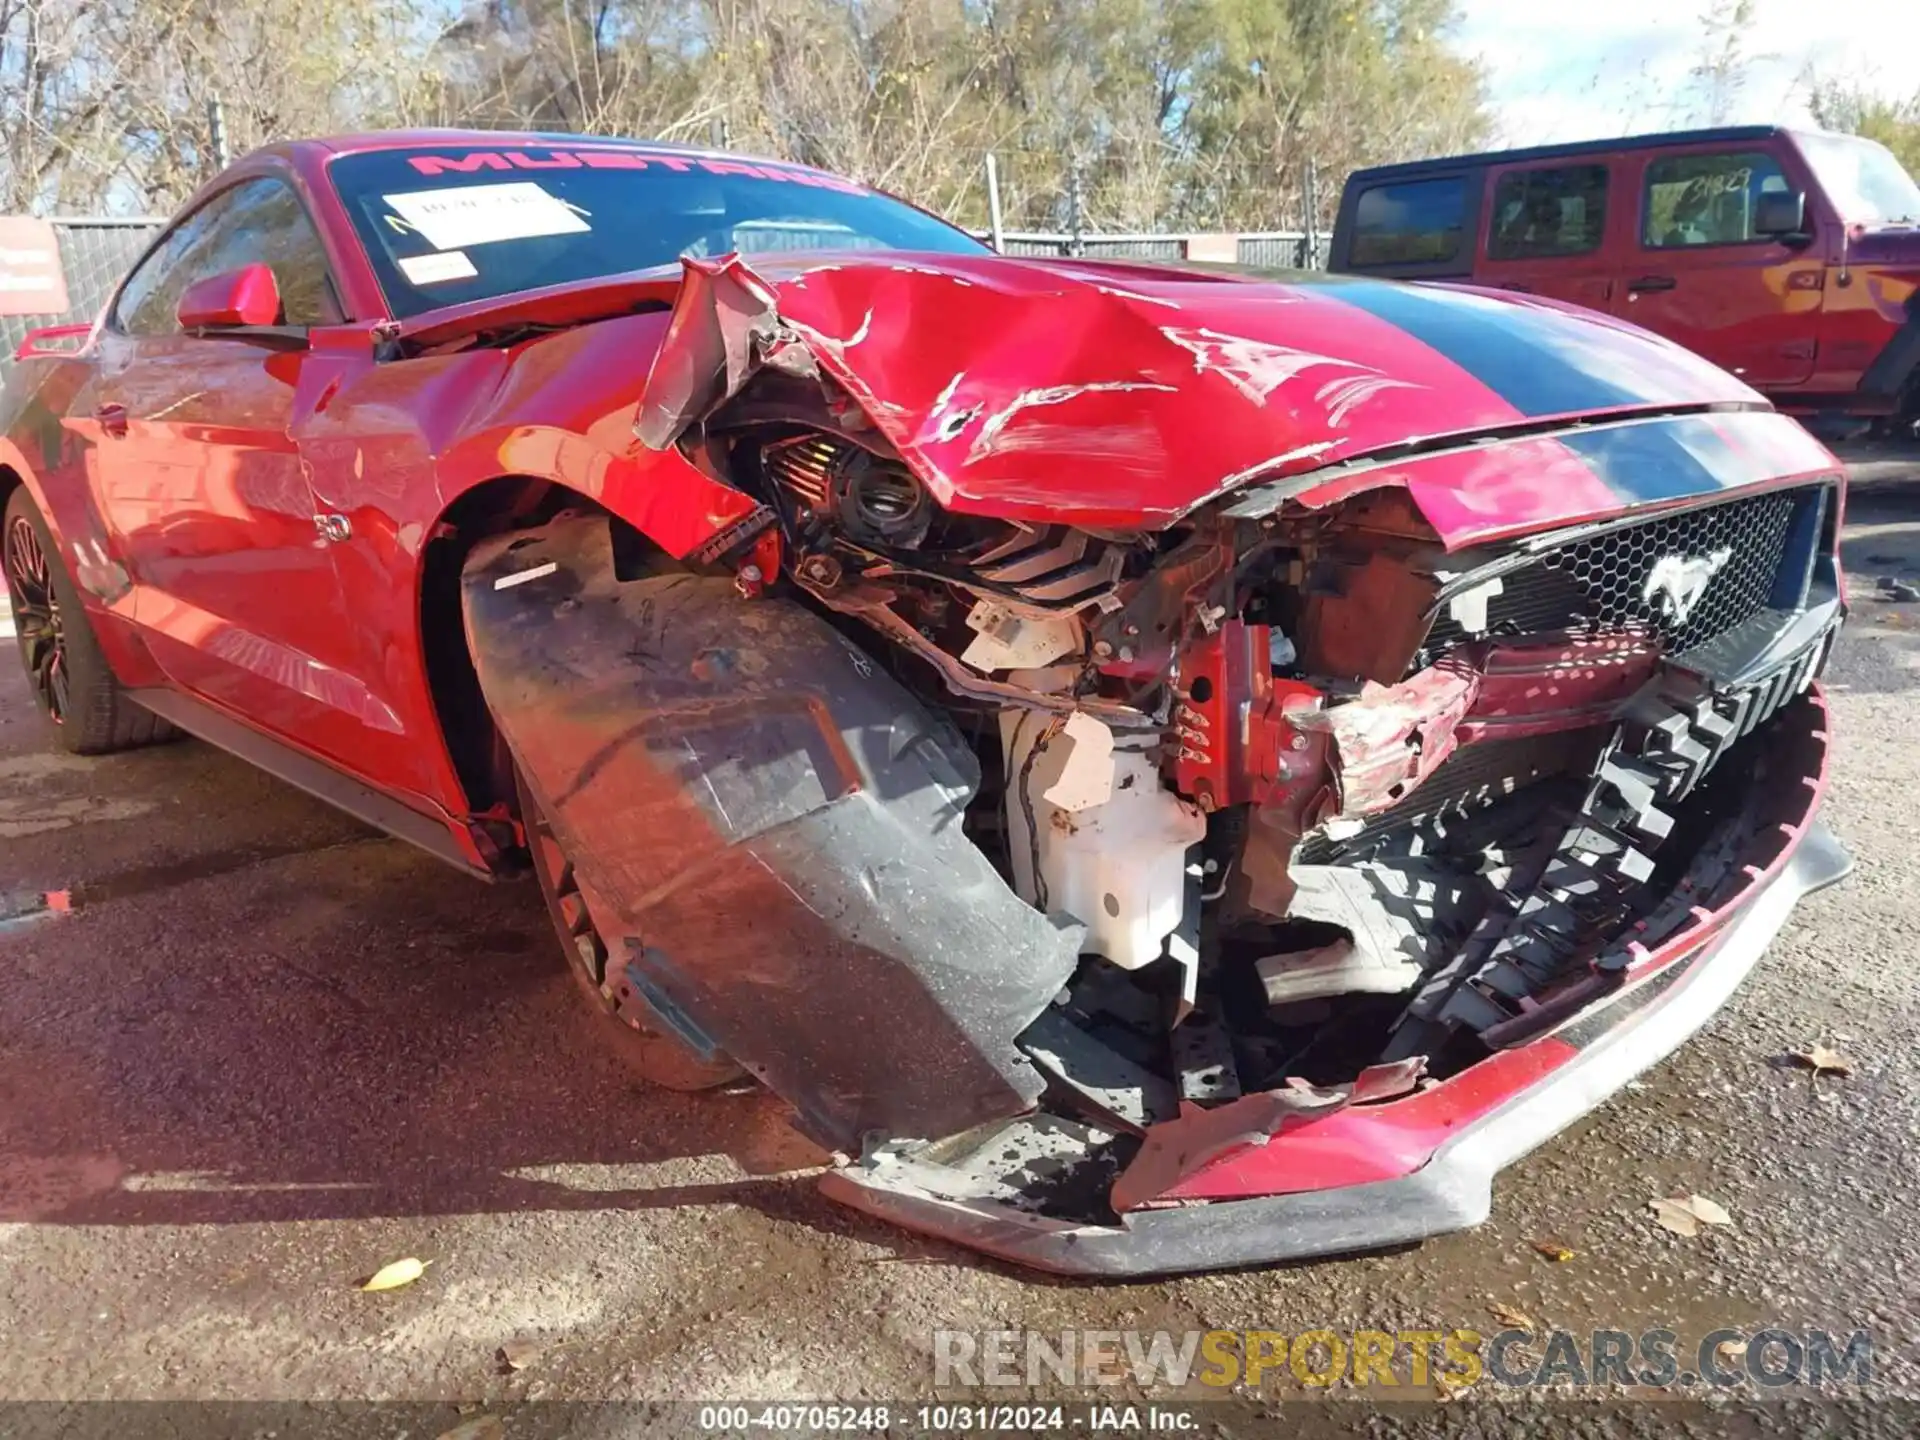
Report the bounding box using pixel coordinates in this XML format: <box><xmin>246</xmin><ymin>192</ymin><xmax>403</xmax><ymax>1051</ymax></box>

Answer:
<box><xmin>0</xmin><ymin>651</ymin><xmax>889</xmax><ymax>1239</ymax></box>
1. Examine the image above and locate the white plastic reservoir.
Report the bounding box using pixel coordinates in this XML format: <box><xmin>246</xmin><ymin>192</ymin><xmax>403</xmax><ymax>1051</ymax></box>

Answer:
<box><xmin>999</xmin><ymin>710</ymin><xmax>1205</xmax><ymax>969</ymax></box>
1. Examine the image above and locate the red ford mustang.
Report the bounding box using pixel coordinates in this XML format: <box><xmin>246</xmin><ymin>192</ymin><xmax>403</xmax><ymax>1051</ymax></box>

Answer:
<box><xmin>0</xmin><ymin>130</ymin><xmax>1853</xmax><ymax>1275</ymax></box>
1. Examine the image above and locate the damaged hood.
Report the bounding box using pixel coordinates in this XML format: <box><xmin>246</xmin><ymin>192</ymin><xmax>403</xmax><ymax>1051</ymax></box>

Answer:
<box><xmin>637</xmin><ymin>250</ymin><xmax>1795</xmax><ymax>536</ymax></box>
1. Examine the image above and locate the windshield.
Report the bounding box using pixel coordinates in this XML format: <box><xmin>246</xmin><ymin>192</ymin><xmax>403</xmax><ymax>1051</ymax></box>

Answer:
<box><xmin>328</xmin><ymin>145</ymin><xmax>988</xmax><ymax>318</ymax></box>
<box><xmin>1796</xmin><ymin>132</ymin><xmax>1920</xmax><ymax>225</ymax></box>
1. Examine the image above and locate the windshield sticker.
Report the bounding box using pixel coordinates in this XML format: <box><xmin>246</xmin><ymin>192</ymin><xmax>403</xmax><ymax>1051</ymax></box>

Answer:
<box><xmin>401</xmin><ymin>149</ymin><xmax>868</xmax><ymax>194</ymax></box>
<box><xmin>397</xmin><ymin>250</ymin><xmax>479</xmax><ymax>285</ymax></box>
<box><xmin>381</xmin><ymin>183</ymin><xmax>590</xmax><ymax>251</ymax></box>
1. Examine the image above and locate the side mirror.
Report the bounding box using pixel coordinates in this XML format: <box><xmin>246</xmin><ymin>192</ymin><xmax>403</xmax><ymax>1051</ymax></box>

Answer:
<box><xmin>176</xmin><ymin>264</ymin><xmax>283</xmax><ymax>329</ymax></box>
<box><xmin>1754</xmin><ymin>189</ymin><xmax>1809</xmax><ymax>241</ymax></box>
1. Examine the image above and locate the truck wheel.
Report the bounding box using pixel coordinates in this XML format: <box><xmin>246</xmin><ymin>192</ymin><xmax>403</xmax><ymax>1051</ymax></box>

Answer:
<box><xmin>3</xmin><ymin>488</ymin><xmax>174</xmax><ymax>754</ymax></box>
<box><xmin>516</xmin><ymin>767</ymin><xmax>743</xmax><ymax>1091</ymax></box>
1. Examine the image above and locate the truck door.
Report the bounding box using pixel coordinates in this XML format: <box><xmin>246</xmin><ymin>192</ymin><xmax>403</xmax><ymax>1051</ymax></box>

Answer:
<box><xmin>1475</xmin><ymin>159</ymin><xmax>1617</xmax><ymax>314</ymax></box>
<box><xmin>1615</xmin><ymin>143</ymin><xmax>1824</xmax><ymax>388</ymax></box>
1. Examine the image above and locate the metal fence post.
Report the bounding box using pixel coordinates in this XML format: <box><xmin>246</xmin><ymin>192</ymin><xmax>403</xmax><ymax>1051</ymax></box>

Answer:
<box><xmin>985</xmin><ymin>153</ymin><xmax>1005</xmax><ymax>253</ymax></box>
<box><xmin>206</xmin><ymin>96</ymin><xmax>230</xmax><ymax>172</ymax></box>
<box><xmin>1067</xmin><ymin>158</ymin><xmax>1085</xmax><ymax>258</ymax></box>
<box><xmin>1303</xmin><ymin>160</ymin><xmax>1320</xmax><ymax>270</ymax></box>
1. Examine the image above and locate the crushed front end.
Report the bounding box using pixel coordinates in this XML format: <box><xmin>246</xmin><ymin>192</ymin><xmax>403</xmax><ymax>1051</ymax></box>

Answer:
<box><xmin>472</xmin><ymin>253</ymin><xmax>1853</xmax><ymax>1275</ymax></box>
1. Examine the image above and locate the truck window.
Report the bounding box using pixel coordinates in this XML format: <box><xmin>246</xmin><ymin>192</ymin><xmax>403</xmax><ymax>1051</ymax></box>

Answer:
<box><xmin>1487</xmin><ymin>164</ymin><xmax>1608</xmax><ymax>259</ymax></box>
<box><xmin>1349</xmin><ymin>177</ymin><xmax>1466</xmax><ymax>266</ymax></box>
<box><xmin>1643</xmin><ymin>151</ymin><xmax>1791</xmax><ymax>248</ymax></box>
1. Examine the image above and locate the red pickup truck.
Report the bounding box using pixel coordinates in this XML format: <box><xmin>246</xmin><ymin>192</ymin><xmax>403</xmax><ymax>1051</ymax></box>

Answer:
<box><xmin>1330</xmin><ymin>125</ymin><xmax>1920</xmax><ymax>439</ymax></box>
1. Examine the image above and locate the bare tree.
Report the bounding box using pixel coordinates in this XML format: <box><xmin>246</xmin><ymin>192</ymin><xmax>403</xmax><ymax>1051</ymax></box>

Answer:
<box><xmin>2</xmin><ymin>0</ymin><xmax>1492</xmax><ymax>230</ymax></box>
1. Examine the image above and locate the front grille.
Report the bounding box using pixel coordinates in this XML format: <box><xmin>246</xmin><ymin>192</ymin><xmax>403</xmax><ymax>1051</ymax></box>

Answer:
<box><xmin>1427</xmin><ymin>487</ymin><xmax>1819</xmax><ymax>657</ymax></box>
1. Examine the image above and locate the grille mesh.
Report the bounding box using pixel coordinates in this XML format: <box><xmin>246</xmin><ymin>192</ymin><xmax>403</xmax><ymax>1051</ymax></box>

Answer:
<box><xmin>1429</xmin><ymin>488</ymin><xmax>1808</xmax><ymax>656</ymax></box>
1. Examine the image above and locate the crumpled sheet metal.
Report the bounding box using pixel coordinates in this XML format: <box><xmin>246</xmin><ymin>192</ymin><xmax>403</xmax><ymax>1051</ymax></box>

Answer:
<box><xmin>1109</xmin><ymin>1057</ymin><xmax>1429</xmax><ymax>1214</ymax></box>
<box><xmin>630</xmin><ymin>251</ymin><xmax>1782</xmax><ymax>537</ymax></box>
<box><xmin>1295</xmin><ymin>660</ymin><xmax>1481</xmax><ymax>818</ymax></box>
<box><xmin>461</xmin><ymin>513</ymin><xmax>1081</xmax><ymax>1152</ymax></box>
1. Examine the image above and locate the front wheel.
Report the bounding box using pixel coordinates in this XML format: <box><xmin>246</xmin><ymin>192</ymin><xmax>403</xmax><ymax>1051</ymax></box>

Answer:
<box><xmin>517</xmin><ymin>767</ymin><xmax>743</xmax><ymax>1091</ymax></box>
<box><xmin>3</xmin><ymin>488</ymin><xmax>173</xmax><ymax>754</ymax></box>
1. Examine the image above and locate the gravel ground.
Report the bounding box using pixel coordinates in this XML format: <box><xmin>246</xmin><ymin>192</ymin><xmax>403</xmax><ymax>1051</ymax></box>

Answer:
<box><xmin>2</xmin><ymin>469</ymin><xmax>1917</xmax><ymax>1428</ymax></box>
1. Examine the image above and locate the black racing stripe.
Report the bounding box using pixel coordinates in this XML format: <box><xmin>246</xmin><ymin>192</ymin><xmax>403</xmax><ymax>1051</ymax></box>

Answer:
<box><xmin>1560</xmin><ymin>415</ymin><xmax>1781</xmax><ymax>504</ymax></box>
<box><xmin>1319</xmin><ymin>277</ymin><xmax>1649</xmax><ymax>416</ymax></box>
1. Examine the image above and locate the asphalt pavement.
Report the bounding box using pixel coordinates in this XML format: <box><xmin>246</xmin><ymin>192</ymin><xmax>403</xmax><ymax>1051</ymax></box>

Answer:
<box><xmin>2</xmin><ymin>468</ymin><xmax>1918</xmax><ymax>1426</ymax></box>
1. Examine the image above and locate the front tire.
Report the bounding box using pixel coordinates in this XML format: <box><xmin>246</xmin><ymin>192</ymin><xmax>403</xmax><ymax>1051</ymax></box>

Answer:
<box><xmin>3</xmin><ymin>489</ymin><xmax>173</xmax><ymax>754</ymax></box>
<box><xmin>517</xmin><ymin>767</ymin><xmax>743</xmax><ymax>1091</ymax></box>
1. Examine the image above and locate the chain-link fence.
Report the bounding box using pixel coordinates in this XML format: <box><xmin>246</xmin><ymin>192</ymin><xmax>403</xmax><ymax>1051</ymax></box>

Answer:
<box><xmin>987</xmin><ymin>231</ymin><xmax>1318</xmax><ymax>268</ymax></box>
<box><xmin>0</xmin><ymin>218</ymin><xmax>162</xmax><ymax>356</ymax></box>
<box><xmin>2</xmin><ymin>218</ymin><xmax>1322</xmax><ymax>360</ymax></box>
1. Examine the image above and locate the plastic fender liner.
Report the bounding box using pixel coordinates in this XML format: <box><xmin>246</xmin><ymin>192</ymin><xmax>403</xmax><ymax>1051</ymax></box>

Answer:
<box><xmin>460</xmin><ymin>514</ymin><xmax>1081</xmax><ymax>1152</ymax></box>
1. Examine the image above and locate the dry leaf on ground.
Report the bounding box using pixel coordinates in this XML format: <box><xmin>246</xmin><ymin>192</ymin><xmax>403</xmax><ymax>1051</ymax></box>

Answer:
<box><xmin>498</xmin><ymin>1339</ymin><xmax>540</xmax><ymax>1372</ymax></box>
<box><xmin>1434</xmin><ymin>1369</ymin><xmax>1474</xmax><ymax>1402</ymax></box>
<box><xmin>1686</xmin><ymin>1195</ymin><xmax>1733</xmax><ymax>1226</ymax></box>
<box><xmin>1488</xmin><ymin>1300</ymin><xmax>1536</xmax><ymax>1333</ymax></box>
<box><xmin>360</xmin><ymin>1256</ymin><xmax>430</xmax><ymax>1291</ymax></box>
<box><xmin>1649</xmin><ymin>1194</ymin><xmax>1734</xmax><ymax>1236</ymax></box>
<box><xmin>436</xmin><ymin>1419</ymin><xmax>504</xmax><ymax>1440</ymax></box>
<box><xmin>1714</xmin><ymin>1338</ymin><xmax>1749</xmax><ymax>1368</ymax></box>
<box><xmin>1531</xmin><ymin>1240</ymin><xmax>1575</xmax><ymax>1262</ymax></box>
<box><xmin>1789</xmin><ymin>1044</ymin><xmax>1853</xmax><ymax>1077</ymax></box>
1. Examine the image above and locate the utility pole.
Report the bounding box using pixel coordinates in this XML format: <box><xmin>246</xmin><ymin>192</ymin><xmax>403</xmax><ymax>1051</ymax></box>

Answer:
<box><xmin>984</xmin><ymin>153</ymin><xmax>1006</xmax><ymax>252</ymax></box>
<box><xmin>206</xmin><ymin>95</ymin><xmax>230</xmax><ymax>173</ymax></box>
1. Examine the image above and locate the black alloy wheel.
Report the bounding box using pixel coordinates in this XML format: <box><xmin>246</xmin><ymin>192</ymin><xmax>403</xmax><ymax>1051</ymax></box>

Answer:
<box><xmin>5</xmin><ymin>507</ymin><xmax>69</xmax><ymax>725</ymax></box>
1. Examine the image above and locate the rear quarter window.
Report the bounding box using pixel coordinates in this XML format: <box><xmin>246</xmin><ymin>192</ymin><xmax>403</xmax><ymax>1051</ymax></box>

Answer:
<box><xmin>1349</xmin><ymin>177</ymin><xmax>1467</xmax><ymax>267</ymax></box>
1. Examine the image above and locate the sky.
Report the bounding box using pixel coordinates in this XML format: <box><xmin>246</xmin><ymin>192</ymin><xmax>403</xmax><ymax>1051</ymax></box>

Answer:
<box><xmin>1453</xmin><ymin>0</ymin><xmax>1920</xmax><ymax>145</ymax></box>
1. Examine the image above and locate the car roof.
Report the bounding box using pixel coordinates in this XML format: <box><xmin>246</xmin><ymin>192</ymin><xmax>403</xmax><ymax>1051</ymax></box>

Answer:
<box><xmin>1345</xmin><ymin>126</ymin><xmax>1800</xmax><ymax>184</ymax></box>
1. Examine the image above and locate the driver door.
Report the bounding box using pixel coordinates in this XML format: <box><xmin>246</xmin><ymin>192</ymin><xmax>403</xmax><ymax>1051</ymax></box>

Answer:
<box><xmin>86</xmin><ymin>177</ymin><xmax>389</xmax><ymax>764</ymax></box>
<box><xmin>1615</xmin><ymin>145</ymin><xmax>1824</xmax><ymax>387</ymax></box>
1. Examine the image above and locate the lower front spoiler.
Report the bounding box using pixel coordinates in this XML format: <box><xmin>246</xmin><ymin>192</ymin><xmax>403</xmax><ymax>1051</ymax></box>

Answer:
<box><xmin>819</xmin><ymin>820</ymin><xmax>1851</xmax><ymax>1278</ymax></box>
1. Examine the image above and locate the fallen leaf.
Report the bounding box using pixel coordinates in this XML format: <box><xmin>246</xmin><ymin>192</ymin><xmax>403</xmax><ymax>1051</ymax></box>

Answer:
<box><xmin>1531</xmin><ymin>1240</ymin><xmax>1575</xmax><ymax>1263</ymax></box>
<box><xmin>360</xmin><ymin>1256</ymin><xmax>431</xmax><ymax>1292</ymax></box>
<box><xmin>1789</xmin><ymin>1044</ymin><xmax>1853</xmax><ymax>1078</ymax></box>
<box><xmin>1714</xmin><ymin>1338</ymin><xmax>1749</xmax><ymax>1368</ymax></box>
<box><xmin>1648</xmin><ymin>1194</ymin><xmax>1734</xmax><ymax>1236</ymax></box>
<box><xmin>1687</xmin><ymin>1194</ymin><xmax>1733</xmax><ymax>1228</ymax></box>
<box><xmin>1434</xmin><ymin>1369</ymin><xmax>1474</xmax><ymax>1402</ymax></box>
<box><xmin>1649</xmin><ymin>1198</ymin><xmax>1699</xmax><ymax>1236</ymax></box>
<box><xmin>498</xmin><ymin>1339</ymin><xmax>540</xmax><ymax>1372</ymax></box>
<box><xmin>435</xmin><ymin>1419</ymin><xmax>503</xmax><ymax>1440</ymax></box>
<box><xmin>1488</xmin><ymin>1300</ymin><xmax>1536</xmax><ymax>1333</ymax></box>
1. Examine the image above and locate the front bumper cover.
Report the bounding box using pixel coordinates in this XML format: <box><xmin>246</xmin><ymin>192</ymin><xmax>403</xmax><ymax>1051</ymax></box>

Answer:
<box><xmin>821</xmin><ymin>697</ymin><xmax>1849</xmax><ymax>1276</ymax></box>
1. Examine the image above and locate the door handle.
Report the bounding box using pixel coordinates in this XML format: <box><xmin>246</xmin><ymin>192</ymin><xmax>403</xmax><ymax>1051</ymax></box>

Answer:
<box><xmin>92</xmin><ymin>402</ymin><xmax>129</xmax><ymax>438</ymax></box>
<box><xmin>1627</xmin><ymin>275</ymin><xmax>1677</xmax><ymax>295</ymax></box>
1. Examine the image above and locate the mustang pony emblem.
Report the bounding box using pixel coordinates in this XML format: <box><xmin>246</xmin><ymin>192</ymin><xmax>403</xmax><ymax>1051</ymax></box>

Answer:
<box><xmin>1643</xmin><ymin>546</ymin><xmax>1733</xmax><ymax>624</ymax></box>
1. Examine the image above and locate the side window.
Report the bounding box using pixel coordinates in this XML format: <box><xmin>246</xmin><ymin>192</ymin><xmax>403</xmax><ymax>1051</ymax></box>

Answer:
<box><xmin>112</xmin><ymin>189</ymin><xmax>249</xmax><ymax>336</ymax></box>
<box><xmin>1643</xmin><ymin>151</ymin><xmax>1791</xmax><ymax>249</ymax></box>
<box><xmin>1349</xmin><ymin>177</ymin><xmax>1467</xmax><ymax>267</ymax></box>
<box><xmin>1487</xmin><ymin>164</ymin><xmax>1609</xmax><ymax>259</ymax></box>
<box><xmin>111</xmin><ymin>177</ymin><xmax>341</xmax><ymax>335</ymax></box>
